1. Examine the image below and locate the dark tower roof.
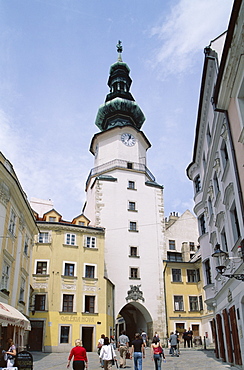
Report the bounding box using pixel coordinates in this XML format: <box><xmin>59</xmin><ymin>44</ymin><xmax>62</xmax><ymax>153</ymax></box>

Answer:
<box><xmin>95</xmin><ymin>41</ymin><xmax>145</xmax><ymax>131</ymax></box>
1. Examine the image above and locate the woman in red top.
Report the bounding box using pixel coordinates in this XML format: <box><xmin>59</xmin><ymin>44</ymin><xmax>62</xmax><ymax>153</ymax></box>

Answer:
<box><xmin>67</xmin><ymin>339</ymin><xmax>88</xmax><ymax>370</ymax></box>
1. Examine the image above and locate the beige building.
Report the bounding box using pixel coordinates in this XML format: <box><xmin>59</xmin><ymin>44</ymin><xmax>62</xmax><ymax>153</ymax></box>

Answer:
<box><xmin>0</xmin><ymin>152</ymin><xmax>38</xmax><ymax>352</ymax></box>
<box><xmin>29</xmin><ymin>204</ymin><xmax>114</xmax><ymax>352</ymax></box>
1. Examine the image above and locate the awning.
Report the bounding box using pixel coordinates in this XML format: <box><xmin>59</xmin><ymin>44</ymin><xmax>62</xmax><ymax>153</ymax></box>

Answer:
<box><xmin>0</xmin><ymin>302</ymin><xmax>31</xmax><ymax>330</ymax></box>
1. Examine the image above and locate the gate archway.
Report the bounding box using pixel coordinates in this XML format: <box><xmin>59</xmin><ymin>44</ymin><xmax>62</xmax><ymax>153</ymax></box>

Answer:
<box><xmin>116</xmin><ymin>302</ymin><xmax>153</xmax><ymax>343</ymax></box>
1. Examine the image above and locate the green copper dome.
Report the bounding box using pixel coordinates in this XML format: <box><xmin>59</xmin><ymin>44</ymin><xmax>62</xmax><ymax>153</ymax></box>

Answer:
<box><xmin>95</xmin><ymin>42</ymin><xmax>145</xmax><ymax>132</ymax></box>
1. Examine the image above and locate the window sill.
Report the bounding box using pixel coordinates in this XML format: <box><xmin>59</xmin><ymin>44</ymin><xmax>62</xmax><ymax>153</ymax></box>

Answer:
<box><xmin>127</xmin><ymin>188</ymin><xmax>137</xmax><ymax>191</ymax></box>
<box><xmin>128</xmin><ymin>209</ymin><xmax>138</xmax><ymax>212</ymax></box>
<box><xmin>129</xmin><ymin>255</ymin><xmax>140</xmax><ymax>258</ymax></box>
<box><xmin>60</xmin><ymin>311</ymin><xmax>77</xmax><ymax>314</ymax></box>
<box><xmin>82</xmin><ymin>277</ymin><xmax>98</xmax><ymax>281</ymax></box>
<box><xmin>129</xmin><ymin>277</ymin><xmax>141</xmax><ymax>280</ymax></box>
<box><xmin>63</xmin><ymin>244</ymin><xmax>78</xmax><ymax>249</ymax></box>
<box><xmin>174</xmin><ymin>310</ymin><xmax>186</xmax><ymax>313</ymax></box>
<box><xmin>128</xmin><ymin>229</ymin><xmax>139</xmax><ymax>233</ymax></box>
<box><xmin>82</xmin><ymin>312</ymin><xmax>98</xmax><ymax>315</ymax></box>
<box><xmin>171</xmin><ymin>281</ymin><xmax>183</xmax><ymax>284</ymax></box>
<box><xmin>0</xmin><ymin>289</ymin><xmax>10</xmax><ymax>296</ymax></box>
<box><xmin>33</xmin><ymin>274</ymin><xmax>50</xmax><ymax>278</ymax></box>
<box><xmin>19</xmin><ymin>300</ymin><xmax>25</xmax><ymax>306</ymax></box>
<box><xmin>83</xmin><ymin>247</ymin><xmax>98</xmax><ymax>251</ymax></box>
<box><xmin>36</xmin><ymin>242</ymin><xmax>52</xmax><ymax>245</ymax></box>
<box><xmin>61</xmin><ymin>275</ymin><xmax>77</xmax><ymax>280</ymax></box>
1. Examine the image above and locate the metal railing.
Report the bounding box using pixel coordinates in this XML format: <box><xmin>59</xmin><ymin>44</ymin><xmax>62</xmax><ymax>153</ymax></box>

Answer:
<box><xmin>86</xmin><ymin>159</ymin><xmax>155</xmax><ymax>188</ymax></box>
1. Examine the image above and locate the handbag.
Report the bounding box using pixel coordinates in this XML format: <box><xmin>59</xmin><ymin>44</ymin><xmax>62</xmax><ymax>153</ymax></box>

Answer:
<box><xmin>126</xmin><ymin>351</ymin><xmax>131</xmax><ymax>359</ymax></box>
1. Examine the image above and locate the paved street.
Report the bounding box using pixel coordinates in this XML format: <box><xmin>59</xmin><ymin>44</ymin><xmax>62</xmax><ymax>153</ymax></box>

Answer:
<box><xmin>32</xmin><ymin>348</ymin><xmax>240</xmax><ymax>370</ymax></box>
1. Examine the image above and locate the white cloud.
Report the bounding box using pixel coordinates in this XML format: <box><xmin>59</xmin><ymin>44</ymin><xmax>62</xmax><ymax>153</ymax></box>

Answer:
<box><xmin>150</xmin><ymin>0</ymin><xmax>234</xmax><ymax>77</ymax></box>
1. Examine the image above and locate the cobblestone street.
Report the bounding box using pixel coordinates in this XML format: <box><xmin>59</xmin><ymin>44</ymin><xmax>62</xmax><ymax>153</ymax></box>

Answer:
<box><xmin>32</xmin><ymin>348</ymin><xmax>240</xmax><ymax>370</ymax></box>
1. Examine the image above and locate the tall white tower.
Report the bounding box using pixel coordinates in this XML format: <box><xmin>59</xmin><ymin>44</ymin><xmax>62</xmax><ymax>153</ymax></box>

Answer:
<box><xmin>84</xmin><ymin>42</ymin><xmax>166</xmax><ymax>340</ymax></box>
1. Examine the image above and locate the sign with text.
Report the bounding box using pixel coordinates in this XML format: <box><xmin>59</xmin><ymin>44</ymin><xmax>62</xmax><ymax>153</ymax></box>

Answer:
<box><xmin>16</xmin><ymin>351</ymin><xmax>33</xmax><ymax>370</ymax></box>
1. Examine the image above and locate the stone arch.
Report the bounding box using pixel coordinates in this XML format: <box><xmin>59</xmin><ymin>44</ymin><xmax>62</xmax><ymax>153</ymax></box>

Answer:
<box><xmin>116</xmin><ymin>302</ymin><xmax>153</xmax><ymax>343</ymax></box>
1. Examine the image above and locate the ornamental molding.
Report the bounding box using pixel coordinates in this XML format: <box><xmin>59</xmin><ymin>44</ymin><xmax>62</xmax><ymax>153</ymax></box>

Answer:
<box><xmin>0</xmin><ymin>181</ymin><xmax>10</xmax><ymax>206</ymax></box>
<box><xmin>33</xmin><ymin>283</ymin><xmax>48</xmax><ymax>289</ymax></box>
<box><xmin>83</xmin><ymin>286</ymin><xmax>97</xmax><ymax>292</ymax></box>
<box><xmin>220</xmin><ymin>123</ymin><xmax>228</xmax><ymax>142</ymax></box>
<box><xmin>126</xmin><ymin>285</ymin><xmax>145</xmax><ymax>302</ymax></box>
<box><xmin>62</xmin><ymin>284</ymin><xmax>76</xmax><ymax>290</ymax></box>
<box><xmin>223</xmin><ymin>182</ymin><xmax>234</xmax><ymax>210</ymax></box>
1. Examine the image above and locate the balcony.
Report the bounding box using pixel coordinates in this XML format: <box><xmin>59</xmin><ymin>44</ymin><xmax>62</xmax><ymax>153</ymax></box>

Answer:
<box><xmin>86</xmin><ymin>159</ymin><xmax>155</xmax><ymax>189</ymax></box>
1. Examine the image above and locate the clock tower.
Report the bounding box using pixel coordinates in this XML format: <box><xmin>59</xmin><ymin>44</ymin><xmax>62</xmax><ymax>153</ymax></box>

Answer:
<box><xmin>84</xmin><ymin>42</ymin><xmax>166</xmax><ymax>340</ymax></box>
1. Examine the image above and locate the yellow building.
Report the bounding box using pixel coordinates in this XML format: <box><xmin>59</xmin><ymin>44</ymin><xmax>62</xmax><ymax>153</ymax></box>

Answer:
<box><xmin>29</xmin><ymin>208</ymin><xmax>114</xmax><ymax>352</ymax></box>
<box><xmin>0</xmin><ymin>152</ymin><xmax>38</xmax><ymax>351</ymax></box>
<box><xmin>164</xmin><ymin>256</ymin><xmax>213</xmax><ymax>345</ymax></box>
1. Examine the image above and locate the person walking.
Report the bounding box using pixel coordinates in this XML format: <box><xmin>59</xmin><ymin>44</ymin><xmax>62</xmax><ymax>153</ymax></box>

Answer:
<box><xmin>4</xmin><ymin>338</ymin><xmax>16</xmax><ymax>368</ymax></box>
<box><xmin>151</xmin><ymin>337</ymin><xmax>165</xmax><ymax>370</ymax></box>
<box><xmin>67</xmin><ymin>339</ymin><xmax>88</xmax><ymax>370</ymax></box>
<box><xmin>117</xmin><ymin>330</ymin><xmax>129</xmax><ymax>368</ymax></box>
<box><xmin>169</xmin><ymin>332</ymin><xmax>179</xmax><ymax>357</ymax></box>
<box><xmin>187</xmin><ymin>328</ymin><xmax>193</xmax><ymax>348</ymax></box>
<box><xmin>131</xmin><ymin>333</ymin><xmax>145</xmax><ymax>370</ymax></box>
<box><xmin>141</xmin><ymin>331</ymin><xmax>147</xmax><ymax>348</ymax></box>
<box><xmin>97</xmin><ymin>334</ymin><xmax>105</xmax><ymax>368</ymax></box>
<box><xmin>183</xmin><ymin>329</ymin><xmax>189</xmax><ymax>348</ymax></box>
<box><xmin>99</xmin><ymin>337</ymin><xmax>117</xmax><ymax>370</ymax></box>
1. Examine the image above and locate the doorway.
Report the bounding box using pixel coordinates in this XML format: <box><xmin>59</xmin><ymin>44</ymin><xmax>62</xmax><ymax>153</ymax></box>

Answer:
<box><xmin>28</xmin><ymin>321</ymin><xmax>44</xmax><ymax>351</ymax></box>
<box><xmin>82</xmin><ymin>327</ymin><xmax>93</xmax><ymax>352</ymax></box>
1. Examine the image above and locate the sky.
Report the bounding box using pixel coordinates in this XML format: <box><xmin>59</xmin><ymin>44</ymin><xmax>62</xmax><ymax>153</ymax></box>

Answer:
<box><xmin>0</xmin><ymin>0</ymin><xmax>234</xmax><ymax>221</ymax></box>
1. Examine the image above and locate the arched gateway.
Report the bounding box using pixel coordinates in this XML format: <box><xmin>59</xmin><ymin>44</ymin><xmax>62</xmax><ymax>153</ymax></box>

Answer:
<box><xmin>116</xmin><ymin>302</ymin><xmax>153</xmax><ymax>343</ymax></box>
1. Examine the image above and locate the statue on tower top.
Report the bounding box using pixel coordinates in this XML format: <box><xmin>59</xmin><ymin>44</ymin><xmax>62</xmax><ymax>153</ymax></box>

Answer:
<box><xmin>116</xmin><ymin>40</ymin><xmax>123</xmax><ymax>62</ymax></box>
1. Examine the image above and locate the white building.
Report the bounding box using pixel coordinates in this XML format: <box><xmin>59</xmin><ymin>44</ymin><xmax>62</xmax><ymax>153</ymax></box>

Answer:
<box><xmin>187</xmin><ymin>0</ymin><xmax>244</xmax><ymax>366</ymax></box>
<box><xmin>83</xmin><ymin>45</ymin><xmax>166</xmax><ymax>341</ymax></box>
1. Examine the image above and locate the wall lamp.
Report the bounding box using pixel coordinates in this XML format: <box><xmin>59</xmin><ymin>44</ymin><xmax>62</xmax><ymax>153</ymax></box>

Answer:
<box><xmin>211</xmin><ymin>243</ymin><xmax>244</xmax><ymax>281</ymax></box>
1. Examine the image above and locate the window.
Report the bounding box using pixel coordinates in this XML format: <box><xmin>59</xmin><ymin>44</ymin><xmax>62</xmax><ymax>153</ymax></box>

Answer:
<box><xmin>199</xmin><ymin>214</ymin><xmax>206</xmax><ymax>235</ymax></box>
<box><xmin>49</xmin><ymin>217</ymin><xmax>56</xmax><ymax>222</ymax></box>
<box><xmin>24</xmin><ymin>236</ymin><xmax>29</xmax><ymax>255</ymax></box>
<box><xmin>8</xmin><ymin>209</ymin><xmax>16</xmax><ymax>235</ymax></box>
<box><xmin>127</xmin><ymin>162</ymin><xmax>133</xmax><ymax>169</ymax></box>
<box><xmin>85</xmin><ymin>296</ymin><xmax>95</xmax><ymax>313</ymax></box>
<box><xmin>204</xmin><ymin>259</ymin><xmax>212</xmax><ymax>285</ymax></box>
<box><xmin>79</xmin><ymin>221</ymin><xmax>85</xmax><ymax>226</ymax></box>
<box><xmin>174</xmin><ymin>296</ymin><xmax>184</xmax><ymax>311</ymax></box>
<box><xmin>128</xmin><ymin>201</ymin><xmax>136</xmax><ymax>211</ymax></box>
<box><xmin>62</xmin><ymin>294</ymin><xmax>74</xmax><ymax>312</ymax></box>
<box><xmin>208</xmin><ymin>197</ymin><xmax>213</xmax><ymax>218</ymax></box>
<box><xmin>187</xmin><ymin>269</ymin><xmax>200</xmax><ymax>283</ymax></box>
<box><xmin>60</xmin><ymin>326</ymin><xmax>70</xmax><ymax>343</ymax></box>
<box><xmin>230</xmin><ymin>203</ymin><xmax>241</xmax><ymax>243</ymax></box>
<box><xmin>65</xmin><ymin>234</ymin><xmax>76</xmax><ymax>245</ymax></box>
<box><xmin>36</xmin><ymin>261</ymin><xmax>48</xmax><ymax>275</ymax></box>
<box><xmin>207</xmin><ymin>125</ymin><xmax>211</xmax><ymax>146</ymax></box>
<box><xmin>221</xmin><ymin>228</ymin><xmax>228</xmax><ymax>252</ymax></box>
<box><xmin>194</xmin><ymin>175</ymin><xmax>201</xmax><ymax>193</ymax></box>
<box><xmin>38</xmin><ymin>232</ymin><xmax>49</xmax><ymax>243</ymax></box>
<box><xmin>189</xmin><ymin>296</ymin><xmax>199</xmax><ymax>311</ymax></box>
<box><xmin>1</xmin><ymin>262</ymin><xmax>10</xmax><ymax>290</ymax></box>
<box><xmin>213</xmin><ymin>172</ymin><xmax>220</xmax><ymax>196</ymax></box>
<box><xmin>85</xmin><ymin>236</ymin><xmax>96</xmax><ymax>248</ymax></box>
<box><xmin>64</xmin><ymin>263</ymin><xmax>75</xmax><ymax>277</ymax></box>
<box><xmin>130</xmin><ymin>267</ymin><xmax>139</xmax><ymax>279</ymax></box>
<box><xmin>34</xmin><ymin>295</ymin><xmax>46</xmax><ymax>311</ymax></box>
<box><xmin>220</xmin><ymin>140</ymin><xmax>229</xmax><ymax>169</ymax></box>
<box><xmin>169</xmin><ymin>240</ymin><xmax>176</xmax><ymax>250</ymax></box>
<box><xmin>129</xmin><ymin>222</ymin><xmax>137</xmax><ymax>231</ymax></box>
<box><xmin>85</xmin><ymin>265</ymin><xmax>95</xmax><ymax>279</ymax></box>
<box><xmin>172</xmin><ymin>269</ymin><xmax>181</xmax><ymax>282</ymax></box>
<box><xmin>19</xmin><ymin>277</ymin><xmax>25</xmax><ymax>302</ymax></box>
<box><xmin>128</xmin><ymin>181</ymin><xmax>135</xmax><ymax>190</ymax></box>
<box><xmin>199</xmin><ymin>296</ymin><xmax>203</xmax><ymax>311</ymax></box>
<box><xmin>167</xmin><ymin>252</ymin><xmax>182</xmax><ymax>262</ymax></box>
<box><xmin>130</xmin><ymin>246</ymin><xmax>138</xmax><ymax>257</ymax></box>
<box><xmin>189</xmin><ymin>242</ymin><xmax>195</xmax><ymax>252</ymax></box>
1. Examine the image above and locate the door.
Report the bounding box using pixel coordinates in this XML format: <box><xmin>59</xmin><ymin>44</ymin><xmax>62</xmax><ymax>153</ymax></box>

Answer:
<box><xmin>192</xmin><ymin>324</ymin><xmax>199</xmax><ymax>337</ymax></box>
<box><xmin>175</xmin><ymin>323</ymin><xmax>185</xmax><ymax>340</ymax></box>
<box><xmin>82</xmin><ymin>327</ymin><xmax>93</xmax><ymax>352</ymax></box>
<box><xmin>28</xmin><ymin>321</ymin><xmax>44</xmax><ymax>351</ymax></box>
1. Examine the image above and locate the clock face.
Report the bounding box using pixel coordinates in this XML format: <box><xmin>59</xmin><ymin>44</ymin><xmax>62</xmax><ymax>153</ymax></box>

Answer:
<box><xmin>121</xmin><ymin>133</ymin><xmax>136</xmax><ymax>147</ymax></box>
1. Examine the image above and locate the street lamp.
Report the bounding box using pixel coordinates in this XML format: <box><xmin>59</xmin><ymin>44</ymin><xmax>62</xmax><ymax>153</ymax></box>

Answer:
<box><xmin>211</xmin><ymin>243</ymin><xmax>244</xmax><ymax>281</ymax></box>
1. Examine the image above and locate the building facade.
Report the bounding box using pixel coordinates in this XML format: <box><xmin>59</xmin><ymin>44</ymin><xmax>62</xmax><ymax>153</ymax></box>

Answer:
<box><xmin>29</xmin><ymin>205</ymin><xmax>114</xmax><ymax>352</ymax></box>
<box><xmin>164</xmin><ymin>210</ymin><xmax>213</xmax><ymax>345</ymax></box>
<box><xmin>187</xmin><ymin>0</ymin><xmax>244</xmax><ymax>367</ymax></box>
<box><xmin>83</xmin><ymin>45</ymin><xmax>166</xmax><ymax>341</ymax></box>
<box><xmin>0</xmin><ymin>152</ymin><xmax>37</xmax><ymax>352</ymax></box>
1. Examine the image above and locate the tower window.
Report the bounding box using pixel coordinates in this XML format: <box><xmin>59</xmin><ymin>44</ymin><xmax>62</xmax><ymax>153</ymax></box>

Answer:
<box><xmin>127</xmin><ymin>162</ymin><xmax>133</xmax><ymax>169</ymax></box>
<box><xmin>169</xmin><ymin>240</ymin><xmax>176</xmax><ymax>250</ymax></box>
<box><xmin>129</xmin><ymin>222</ymin><xmax>138</xmax><ymax>232</ymax></box>
<box><xmin>130</xmin><ymin>246</ymin><xmax>138</xmax><ymax>257</ymax></box>
<box><xmin>128</xmin><ymin>181</ymin><xmax>136</xmax><ymax>190</ymax></box>
<box><xmin>128</xmin><ymin>201</ymin><xmax>136</xmax><ymax>211</ymax></box>
<box><xmin>130</xmin><ymin>267</ymin><xmax>139</xmax><ymax>279</ymax></box>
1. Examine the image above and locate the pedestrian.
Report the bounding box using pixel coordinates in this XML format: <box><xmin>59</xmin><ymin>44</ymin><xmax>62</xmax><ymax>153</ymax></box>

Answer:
<box><xmin>67</xmin><ymin>339</ymin><xmax>88</xmax><ymax>370</ymax></box>
<box><xmin>117</xmin><ymin>330</ymin><xmax>129</xmax><ymax>368</ymax></box>
<box><xmin>4</xmin><ymin>338</ymin><xmax>16</xmax><ymax>368</ymax></box>
<box><xmin>151</xmin><ymin>337</ymin><xmax>165</xmax><ymax>370</ymax></box>
<box><xmin>141</xmin><ymin>330</ymin><xmax>147</xmax><ymax>348</ymax></box>
<box><xmin>97</xmin><ymin>334</ymin><xmax>105</xmax><ymax>368</ymax></box>
<box><xmin>99</xmin><ymin>337</ymin><xmax>117</xmax><ymax>370</ymax></box>
<box><xmin>169</xmin><ymin>332</ymin><xmax>179</xmax><ymax>357</ymax></box>
<box><xmin>187</xmin><ymin>328</ymin><xmax>193</xmax><ymax>348</ymax></box>
<box><xmin>183</xmin><ymin>329</ymin><xmax>189</xmax><ymax>348</ymax></box>
<box><xmin>131</xmin><ymin>333</ymin><xmax>145</xmax><ymax>370</ymax></box>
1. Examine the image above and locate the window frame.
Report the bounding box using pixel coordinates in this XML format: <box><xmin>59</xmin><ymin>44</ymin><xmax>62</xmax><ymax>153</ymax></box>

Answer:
<box><xmin>84</xmin><ymin>264</ymin><xmax>96</xmax><ymax>279</ymax></box>
<box><xmin>130</xmin><ymin>267</ymin><xmax>140</xmax><ymax>279</ymax></box>
<box><xmin>169</xmin><ymin>240</ymin><xmax>176</xmax><ymax>250</ymax></box>
<box><xmin>174</xmin><ymin>295</ymin><xmax>184</xmax><ymax>311</ymax></box>
<box><xmin>34</xmin><ymin>294</ymin><xmax>46</xmax><ymax>311</ymax></box>
<box><xmin>38</xmin><ymin>232</ymin><xmax>50</xmax><ymax>243</ymax></box>
<box><xmin>172</xmin><ymin>268</ymin><xmax>182</xmax><ymax>282</ymax></box>
<box><xmin>189</xmin><ymin>296</ymin><xmax>199</xmax><ymax>311</ymax></box>
<box><xmin>35</xmin><ymin>260</ymin><xmax>49</xmax><ymax>275</ymax></box>
<box><xmin>59</xmin><ymin>325</ymin><xmax>71</xmax><ymax>344</ymax></box>
<box><xmin>84</xmin><ymin>236</ymin><xmax>96</xmax><ymax>248</ymax></box>
<box><xmin>128</xmin><ymin>181</ymin><xmax>136</xmax><ymax>190</ymax></box>
<box><xmin>65</xmin><ymin>233</ymin><xmax>76</xmax><ymax>246</ymax></box>
<box><xmin>8</xmin><ymin>209</ymin><xmax>16</xmax><ymax>235</ymax></box>
<box><xmin>63</xmin><ymin>262</ymin><xmax>76</xmax><ymax>277</ymax></box>
<box><xmin>84</xmin><ymin>295</ymin><xmax>96</xmax><ymax>314</ymax></box>
<box><xmin>62</xmin><ymin>294</ymin><xmax>74</xmax><ymax>313</ymax></box>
